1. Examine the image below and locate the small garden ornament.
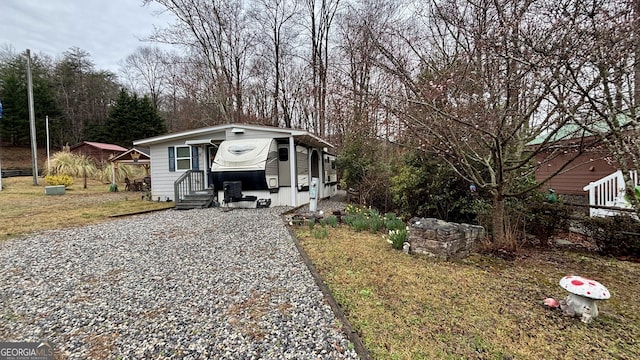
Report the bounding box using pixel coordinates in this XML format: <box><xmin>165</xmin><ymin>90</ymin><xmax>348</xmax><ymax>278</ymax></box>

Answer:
<box><xmin>543</xmin><ymin>297</ymin><xmax>559</xmax><ymax>308</ymax></box>
<box><xmin>545</xmin><ymin>188</ymin><xmax>558</xmax><ymax>203</ymax></box>
<box><xmin>559</xmin><ymin>275</ymin><xmax>610</xmax><ymax>323</ymax></box>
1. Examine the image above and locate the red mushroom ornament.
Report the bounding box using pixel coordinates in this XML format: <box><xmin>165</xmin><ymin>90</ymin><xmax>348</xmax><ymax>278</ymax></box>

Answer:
<box><xmin>559</xmin><ymin>275</ymin><xmax>610</xmax><ymax>323</ymax></box>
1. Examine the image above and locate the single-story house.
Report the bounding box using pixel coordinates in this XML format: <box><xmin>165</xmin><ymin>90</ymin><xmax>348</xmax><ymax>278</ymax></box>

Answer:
<box><xmin>529</xmin><ymin>118</ymin><xmax>640</xmax><ymax>216</ymax></box>
<box><xmin>133</xmin><ymin>123</ymin><xmax>338</xmax><ymax>207</ymax></box>
<box><xmin>528</xmin><ymin>123</ymin><xmax>617</xmax><ymax>195</ymax></box>
<box><xmin>533</xmin><ymin>148</ymin><xmax>616</xmax><ymax>196</ymax></box>
<box><xmin>70</xmin><ymin>141</ymin><xmax>128</xmax><ymax>163</ymax></box>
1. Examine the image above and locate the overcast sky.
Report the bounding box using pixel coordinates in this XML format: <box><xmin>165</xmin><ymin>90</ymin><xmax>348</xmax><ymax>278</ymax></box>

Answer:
<box><xmin>1</xmin><ymin>0</ymin><xmax>175</xmax><ymax>73</ymax></box>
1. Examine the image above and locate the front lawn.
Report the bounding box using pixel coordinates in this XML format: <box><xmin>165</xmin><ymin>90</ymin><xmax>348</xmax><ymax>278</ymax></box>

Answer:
<box><xmin>296</xmin><ymin>225</ymin><xmax>640</xmax><ymax>359</ymax></box>
<box><xmin>0</xmin><ymin>177</ymin><xmax>173</xmax><ymax>241</ymax></box>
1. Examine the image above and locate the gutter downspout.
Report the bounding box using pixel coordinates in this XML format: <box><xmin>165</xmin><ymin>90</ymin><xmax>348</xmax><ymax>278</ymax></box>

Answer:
<box><xmin>308</xmin><ymin>147</ymin><xmax>313</xmax><ymax>196</ymax></box>
<box><xmin>289</xmin><ymin>136</ymin><xmax>296</xmax><ymax>206</ymax></box>
<box><xmin>318</xmin><ymin>150</ymin><xmax>324</xmax><ymax>199</ymax></box>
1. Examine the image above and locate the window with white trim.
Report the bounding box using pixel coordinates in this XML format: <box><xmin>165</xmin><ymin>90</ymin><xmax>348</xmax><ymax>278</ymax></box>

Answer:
<box><xmin>175</xmin><ymin>146</ymin><xmax>191</xmax><ymax>171</ymax></box>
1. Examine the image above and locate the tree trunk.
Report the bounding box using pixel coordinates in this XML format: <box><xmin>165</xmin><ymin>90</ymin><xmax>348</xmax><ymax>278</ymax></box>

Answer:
<box><xmin>492</xmin><ymin>193</ymin><xmax>506</xmax><ymax>245</ymax></box>
<box><xmin>634</xmin><ymin>0</ymin><xmax>640</xmax><ymax>109</ymax></box>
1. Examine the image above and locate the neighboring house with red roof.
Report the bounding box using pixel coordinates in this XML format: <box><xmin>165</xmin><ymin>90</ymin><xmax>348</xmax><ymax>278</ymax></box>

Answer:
<box><xmin>70</xmin><ymin>141</ymin><xmax>128</xmax><ymax>163</ymax></box>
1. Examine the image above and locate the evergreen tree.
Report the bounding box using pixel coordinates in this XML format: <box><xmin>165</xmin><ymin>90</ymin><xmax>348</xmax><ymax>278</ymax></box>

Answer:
<box><xmin>0</xmin><ymin>52</ymin><xmax>60</xmax><ymax>146</ymax></box>
<box><xmin>99</xmin><ymin>89</ymin><xmax>167</xmax><ymax>147</ymax></box>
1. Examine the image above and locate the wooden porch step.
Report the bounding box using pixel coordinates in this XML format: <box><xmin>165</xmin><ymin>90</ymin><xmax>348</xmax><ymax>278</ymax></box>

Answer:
<box><xmin>174</xmin><ymin>189</ymin><xmax>216</xmax><ymax>210</ymax></box>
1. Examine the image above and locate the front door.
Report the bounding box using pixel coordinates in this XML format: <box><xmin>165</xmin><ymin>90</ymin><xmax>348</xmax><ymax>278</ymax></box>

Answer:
<box><xmin>310</xmin><ymin>149</ymin><xmax>321</xmax><ymax>197</ymax></box>
<box><xmin>207</xmin><ymin>145</ymin><xmax>218</xmax><ymax>188</ymax></box>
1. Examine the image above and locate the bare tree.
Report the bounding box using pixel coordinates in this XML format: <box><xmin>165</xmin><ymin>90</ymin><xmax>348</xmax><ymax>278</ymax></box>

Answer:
<box><xmin>54</xmin><ymin>47</ymin><xmax>119</xmax><ymax>143</ymax></box>
<box><xmin>147</xmin><ymin>0</ymin><xmax>255</xmax><ymax>123</ymax></box>
<box><xmin>558</xmin><ymin>0</ymin><xmax>640</xmax><ymax>209</ymax></box>
<box><xmin>371</xmin><ymin>0</ymin><xmax>600</xmax><ymax>244</ymax></box>
<box><xmin>332</xmin><ymin>0</ymin><xmax>405</xmax><ymax>143</ymax></box>
<box><xmin>119</xmin><ymin>46</ymin><xmax>169</xmax><ymax>109</ymax></box>
<box><xmin>302</xmin><ymin>0</ymin><xmax>342</xmax><ymax>136</ymax></box>
<box><xmin>250</xmin><ymin>0</ymin><xmax>300</xmax><ymax>127</ymax></box>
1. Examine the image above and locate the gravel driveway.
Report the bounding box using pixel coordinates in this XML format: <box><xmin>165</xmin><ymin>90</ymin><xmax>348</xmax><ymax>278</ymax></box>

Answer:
<box><xmin>0</xmin><ymin>206</ymin><xmax>358</xmax><ymax>359</ymax></box>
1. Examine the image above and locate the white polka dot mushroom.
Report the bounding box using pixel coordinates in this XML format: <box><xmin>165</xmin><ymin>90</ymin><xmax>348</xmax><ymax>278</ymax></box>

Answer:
<box><xmin>559</xmin><ymin>275</ymin><xmax>611</xmax><ymax>323</ymax></box>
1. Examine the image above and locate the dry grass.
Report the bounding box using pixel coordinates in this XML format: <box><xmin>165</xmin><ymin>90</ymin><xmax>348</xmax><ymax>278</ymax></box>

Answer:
<box><xmin>296</xmin><ymin>225</ymin><xmax>640</xmax><ymax>360</ymax></box>
<box><xmin>0</xmin><ymin>176</ymin><xmax>174</xmax><ymax>241</ymax></box>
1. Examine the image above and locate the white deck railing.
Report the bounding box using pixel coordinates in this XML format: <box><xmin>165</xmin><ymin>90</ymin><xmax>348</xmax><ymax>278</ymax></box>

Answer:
<box><xmin>582</xmin><ymin>170</ymin><xmax>638</xmax><ymax>217</ymax></box>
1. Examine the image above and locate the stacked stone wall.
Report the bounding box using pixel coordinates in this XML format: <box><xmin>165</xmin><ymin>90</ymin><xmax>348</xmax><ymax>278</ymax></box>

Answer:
<box><xmin>408</xmin><ymin>218</ymin><xmax>485</xmax><ymax>260</ymax></box>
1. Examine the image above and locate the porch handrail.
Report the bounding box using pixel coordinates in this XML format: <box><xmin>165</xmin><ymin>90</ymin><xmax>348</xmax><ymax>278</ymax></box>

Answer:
<box><xmin>583</xmin><ymin>170</ymin><xmax>638</xmax><ymax>217</ymax></box>
<box><xmin>174</xmin><ymin>170</ymin><xmax>205</xmax><ymax>203</ymax></box>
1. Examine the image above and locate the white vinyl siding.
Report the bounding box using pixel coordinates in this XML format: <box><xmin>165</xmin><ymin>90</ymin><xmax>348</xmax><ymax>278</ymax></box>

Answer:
<box><xmin>137</xmin><ymin>125</ymin><xmax>337</xmax><ymax>205</ymax></box>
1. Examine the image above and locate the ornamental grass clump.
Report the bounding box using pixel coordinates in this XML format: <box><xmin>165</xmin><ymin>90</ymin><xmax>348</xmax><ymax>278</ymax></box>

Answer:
<box><xmin>48</xmin><ymin>151</ymin><xmax>98</xmax><ymax>178</ymax></box>
<box><xmin>97</xmin><ymin>164</ymin><xmax>146</xmax><ymax>183</ymax></box>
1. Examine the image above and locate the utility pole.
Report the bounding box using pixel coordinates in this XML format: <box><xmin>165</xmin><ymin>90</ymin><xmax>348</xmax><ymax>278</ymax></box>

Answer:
<box><xmin>26</xmin><ymin>49</ymin><xmax>39</xmax><ymax>185</ymax></box>
<box><xmin>46</xmin><ymin>115</ymin><xmax>50</xmax><ymax>171</ymax></box>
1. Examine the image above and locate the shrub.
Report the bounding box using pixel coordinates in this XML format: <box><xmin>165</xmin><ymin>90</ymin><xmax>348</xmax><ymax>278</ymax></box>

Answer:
<box><xmin>45</xmin><ymin>175</ymin><xmax>73</xmax><ymax>187</ymax></box>
<box><xmin>336</xmin><ymin>135</ymin><xmax>398</xmax><ymax>212</ymax></box>
<box><xmin>336</xmin><ymin>138</ymin><xmax>372</xmax><ymax>191</ymax></box>
<box><xmin>390</xmin><ymin>151</ymin><xmax>476</xmax><ymax>223</ymax></box>
<box><xmin>358</xmin><ymin>163</ymin><xmax>395</xmax><ymax>213</ymax></box>
<box><xmin>582</xmin><ymin>215</ymin><xmax>640</xmax><ymax>257</ymax></box>
<box><xmin>524</xmin><ymin>202</ymin><xmax>571</xmax><ymax>246</ymax></box>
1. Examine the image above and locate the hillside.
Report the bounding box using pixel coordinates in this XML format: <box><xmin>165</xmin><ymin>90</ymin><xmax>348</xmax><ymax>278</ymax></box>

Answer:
<box><xmin>0</xmin><ymin>146</ymin><xmax>48</xmax><ymax>169</ymax></box>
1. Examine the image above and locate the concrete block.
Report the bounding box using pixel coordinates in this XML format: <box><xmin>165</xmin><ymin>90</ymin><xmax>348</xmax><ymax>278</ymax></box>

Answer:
<box><xmin>44</xmin><ymin>185</ymin><xmax>65</xmax><ymax>195</ymax></box>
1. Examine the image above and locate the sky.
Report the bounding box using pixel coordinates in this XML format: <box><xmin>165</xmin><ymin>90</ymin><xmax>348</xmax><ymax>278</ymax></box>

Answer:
<box><xmin>1</xmin><ymin>0</ymin><xmax>176</xmax><ymax>73</ymax></box>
